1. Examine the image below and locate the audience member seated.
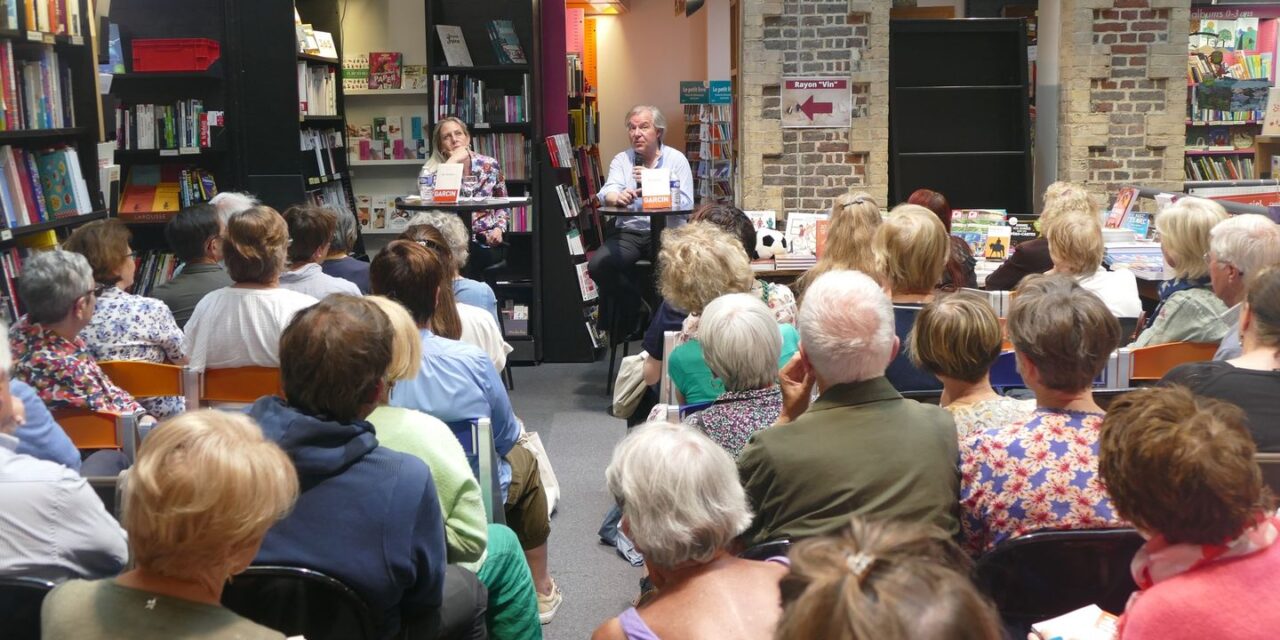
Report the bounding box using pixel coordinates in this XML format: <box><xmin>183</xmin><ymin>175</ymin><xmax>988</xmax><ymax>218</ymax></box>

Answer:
<box><xmin>660</xmin><ymin>223</ymin><xmax>799</xmax><ymax>404</ymax></box>
<box><xmin>774</xmin><ymin>516</ymin><xmax>1003</xmax><ymax>640</ymax></box>
<box><xmin>1134</xmin><ymin>197</ymin><xmax>1230</xmax><ymax>347</ymax></box>
<box><xmin>873</xmin><ymin>204</ymin><xmax>949</xmax><ymax>392</ymax></box>
<box><xmin>248</xmin><ymin>295</ymin><xmax>486</xmax><ymax>639</ymax></box>
<box><xmin>10</xmin><ymin>250</ymin><xmax>148</xmax><ymax>418</ymax></box>
<box><xmin>365</xmin><ymin>295</ymin><xmax>541</xmax><ymax>639</ymax></box>
<box><xmin>184</xmin><ymin>206</ymin><xmax>318</xmax><ymax>371</ymax></box>
<box><xmin>793</xmin><ymin>191</ymin><xmax>882</xmax><ymax>303</ymax></box>
<box><xmin>907</xmin><ymin>293</ymin><xmax>1033</xmax><ymax>439</ymax></box>
<box><xmin>0</xmin><ymin>322</ymin><xmax>126</xmax><ymax>581</ymax></box>
<box><xmin>64</xmin><ymin>219</ymin><xmax>187</xmax><ymax>419</ymax></box>
<box><xmin>1044</xmin><ymin>211</ymin><xmax>1141</xmax><ymax>319</ymax></box>
<box><xmin>371</xmin><ymin>241</ymin><xmax>561</xmax><ymax>623</ymax></box>
<box><xmin>42</xmin><ymin>410</ymin><xmax>295</xmax><ymax>640</ymax></box>
<box><xmin>208</xmin><ymin>190</ymin><xmax>259</xmax><ymax>224</ymax></box>
<box><xmin>148</xmin><ymin>203</ymin><xmax>234</xmax><ymax>328</ymax></box>
<box><xmin>1099</xmin><ymin>387</ymin><xmax>1280</xmax><ymax>640</ymax></box>
<box><xmin>278</xmin><ymin>205</ymin><xmax>362</xmax><ymax>299</ymax></box>
<box><xmin>1207</xmin><ymin>214</ymin><xmax>1280</xmax><ymax>360</ymax></box>
<box><xmin>406</xmin><ymin>211</ymin><xmax>499</xmax><ymax>324</ymax></box>
<box><xmin>1163</xmin><ymin>266</ymin><xmax>1280</xmax><ymax>451</ymax></box>
<box><xmin>683</xmin><ymin>293</ymin><xmax>783</xmax><ymax>457</ymax></box>
<box><xmin>12</xmin><ymin>378</ymin><xmax>80</xmax><ymax>471</ymax></box>
<box><xmin>593</xmin><ymin>421</ymin><xmax>786</xmax><ymax>640</ymax></box>
<box><xmin>321</xmin><ymin>206</ymin><xmax>371</xmax><ymax>294</ymax></box>
<box><xmin>401</xmin><ymin>224</ymin><xmax>510</xmax><ymax>371</ymax></box>
<box><xmin>908</xmin><ymin>188</ymin><xmax>977</xmax><ymax>290</ymax></box>
<box><xmin>986</xmin><ymin>181</ymin><xmax>1095</xmax><ymax>290</ymax></box>
<box><xmin>739</xmin><ymin>270</ymin><xmax>959</xmax><ymax>545</ymax></box>
<box><xmin>960</xmin><ymin>274</ymin><xmax>1125</xmax><ymax>555</ymax></box>
<box><xmin>688</xmin><ymin>203</ymin><xmax>796</xmax><ymax>324</ymax></box>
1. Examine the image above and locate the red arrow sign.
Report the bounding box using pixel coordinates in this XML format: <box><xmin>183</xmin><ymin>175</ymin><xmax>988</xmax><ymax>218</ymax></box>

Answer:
<box><xmin>798</xmin><ymin>95</ymin><xmax>834</xmax><ymax>120</ymax></box>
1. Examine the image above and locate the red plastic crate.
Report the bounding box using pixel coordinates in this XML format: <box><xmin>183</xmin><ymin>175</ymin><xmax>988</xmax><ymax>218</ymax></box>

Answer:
<box><xmin>131</xmin><ymin>38</ymin><xmax>221</xmax><ymax>73</ymax></box>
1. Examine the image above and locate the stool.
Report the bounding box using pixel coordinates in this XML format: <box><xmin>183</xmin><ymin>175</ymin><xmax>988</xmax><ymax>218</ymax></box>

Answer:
<box><xmin>605</xmin><ymin>259</ymin><xmax>654</xmax><ymax>395</ymax></box>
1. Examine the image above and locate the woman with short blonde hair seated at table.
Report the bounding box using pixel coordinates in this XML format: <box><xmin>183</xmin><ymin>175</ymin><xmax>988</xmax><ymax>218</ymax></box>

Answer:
<box><xmin>1134</xmin><ymin>197</ymin><xmax>1230</xmax><ymax>347</ymax></box>
<box><xmin>1045</xmin><ymin>211</ymin><xmax>1142</xmax><ymax>320</ymax></box>
<box><xmin>42</xmin><ymin>409</ymin><xmax>299</xmax><ymax>640</ymax></box>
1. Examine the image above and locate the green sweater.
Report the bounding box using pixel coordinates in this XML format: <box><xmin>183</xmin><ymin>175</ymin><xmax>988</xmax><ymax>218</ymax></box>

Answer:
<box><xmin>368</xmin><ymin>406</ymin><xmax>488</xmax><ymax>566</ymax></box>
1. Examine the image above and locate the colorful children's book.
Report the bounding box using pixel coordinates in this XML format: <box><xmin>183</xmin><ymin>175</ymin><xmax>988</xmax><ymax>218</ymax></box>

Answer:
<box><xmin>784</xmin><ymin>212</ymin><xmax>829</xmax><ymax>256</ymax></box>
<box><xmin>487</xmin><ymin>20</ymin><xmax>527</xmax><ymax>65</ymax></box>
<box><xmin>35</xmin><ymin>148</ymin><xmax>77</xmax><ymax>218</ymax></box>
<box><xmin>1104</xmin><ymin>187</ymin><xmax>1138</xmax><ymax>229</ymax></box>
<box><xmin>368</xmin><ymin>52</ymin><xmax>402</xmax><ymax>90</ymax></box>
<box><xmin>744</xmin><ymin>210</ymin><xmax>777</xmax><ymax>231</ymax></box>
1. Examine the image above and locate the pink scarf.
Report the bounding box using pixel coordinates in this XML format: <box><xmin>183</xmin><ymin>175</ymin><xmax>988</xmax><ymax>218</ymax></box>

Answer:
<box><xmin>1130</xmin><ymin>514</ymin><xmax>1280</xmax><ymax>593</ymax></box>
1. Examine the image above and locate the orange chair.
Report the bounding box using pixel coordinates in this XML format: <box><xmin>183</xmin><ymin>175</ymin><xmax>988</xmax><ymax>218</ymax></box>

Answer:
<box><xmin>195</xmin><ymin>367</ymin><xmax>283</xmax><ymax>405</ymax></box>
<box><xmin>50</xmin><ymin>408</ymin><xmax>140</xmax><ymax>460</ymax></box>
<box><xmin>1128</xmin><ymin>341</ymin><xmax>1219</xmax><ymax>382</ymax></box>
<box><xmin>98</xmin><ymin>361</ymin><xmax>186</xmax><ymax>399</ymax></box>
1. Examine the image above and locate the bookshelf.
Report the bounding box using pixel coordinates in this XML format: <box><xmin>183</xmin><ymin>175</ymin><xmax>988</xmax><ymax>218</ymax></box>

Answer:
<box><xmin>888</xmin><ymin>19</ymin><xmax>1032</xmax><ymax>213</ymax></box>
<box><xmin>683</xmin><ymin>102</ymin><xmax>734</xmax><ymax>205</ymax></box>
<box><xmin>1186</xmin><ymin>6</ymin><xmax>1277</xmax><ymax>181</ymax></box>
<box><xmin>0</xmin><ymin>0</ymin><xmax>107</xmax><ymax>322</ymax></box>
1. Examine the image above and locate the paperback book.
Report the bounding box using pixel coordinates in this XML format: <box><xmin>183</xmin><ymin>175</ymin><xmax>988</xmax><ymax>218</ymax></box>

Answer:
<box><xmin>487</xmin><ymin>20</ymin><xmax>526</xmax><ymax>65</ymax></box>
<box><xmin>368</xmin><ymin>52</ymin><xmax>402</xmax><ymax>90</ymax></box>
<box><xmin>436</xmin><ymin>26</ymin><xmax>473</xmax><ymax>67</ymax></box>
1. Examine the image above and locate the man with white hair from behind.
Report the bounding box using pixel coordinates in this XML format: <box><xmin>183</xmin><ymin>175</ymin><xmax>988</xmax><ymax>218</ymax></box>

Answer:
<box><xmin>737</xmin><ymin>270</ymin><xmax>960</xmax><ymax>547</ymax></box>
<box><xmin>1207</xmin><ymin>214</ymin><xmax>1280</xmax><ymax>360</ymax></box>
<box><xmin>208</xmin><ymin>191</ymin><xmax>260</xmax><ymax>225</ymax></box>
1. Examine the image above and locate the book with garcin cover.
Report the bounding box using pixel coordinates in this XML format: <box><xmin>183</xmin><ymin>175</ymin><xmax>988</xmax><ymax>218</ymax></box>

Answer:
<box><xmin>436</xmin><ymin>26</ymin><xmax>474</xmax><ymax>67</ymax></box>
<box><xmin>640</xmin><ymin>167</ymin><xmax>671</xmax><ymax>210</ymax></box>
<box><xmin>433</xmin><ymin>163</ymin><xmax>463</xmax><ymax>203</ymax></box>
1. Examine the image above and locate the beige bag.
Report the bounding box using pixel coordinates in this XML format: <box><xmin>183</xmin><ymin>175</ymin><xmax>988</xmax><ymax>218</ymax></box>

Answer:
<box><xmin>519</xmin><ymin>431</ymin><xmax>560</xmax><ymax>518</ymax></box>
<box><xmin>611</xmin><ymin>352</ymin><xmax>648</xmax><ymax>418</ymax></box>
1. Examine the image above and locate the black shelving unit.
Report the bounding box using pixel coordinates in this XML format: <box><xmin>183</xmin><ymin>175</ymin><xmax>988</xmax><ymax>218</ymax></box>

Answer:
<box><xmin>425</xmin><ymin>0</ymin><xmax>542</xmax><ymax>363</ymax></box>
<box><xmin>889</xmin><ymin>19</ymin><xmax>1032</xmax><ymax>213</ymax></box>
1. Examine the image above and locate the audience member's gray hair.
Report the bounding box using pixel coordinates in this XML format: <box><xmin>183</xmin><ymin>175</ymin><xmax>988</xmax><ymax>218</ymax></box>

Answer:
<box><xmin>407</xmin><ymin>211</ymin><xmax>469</xmax><ymax>269</ymax></box>
<box><xmin>330</xmin><ymin>206</ymin><xmax>359</xmax><ymax>254</ymax></box>
<box><xmin>606</xmin><ymin>421</ymin><xmax>752</xmax><ymax>568</ymax></box>
<box><xmin>208</xmin><ymin>191</ymin><xmax>260</xmax><ymax>225</ymax></box>
<box><xmin>700</xmin><ymin>293</ymin><xmax>782</xmax><ymax>391</ymax></box>
<box><xmin>625</xmin><ymin>104</ymin><xmax>666</xmax><ymax>134</ymax></box>
<box><xmin>20</xmin><ymin>249</ymin><xmax>94</xmax><ymax>324</ymax></box>
<box><xmin>1210</xmin><ymin>214</ymin><xmax>1280</xmax><ymax>279</ymax></box>
<box><xmin>798</xmin><ymin>270</ymin><xmax>895</xmax><ymax>385</ymax></box>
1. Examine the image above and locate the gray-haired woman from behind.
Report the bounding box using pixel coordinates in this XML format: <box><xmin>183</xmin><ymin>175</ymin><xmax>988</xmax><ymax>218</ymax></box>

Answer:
<box><xmin>591</xmin><ymin>421</ymin><xmax>786</xmax><ymax>640</ymax></box>
<box><xmin>320</xmin><ymin>206</ymin><xmax>371</xmax><ymax>293</ymax></box>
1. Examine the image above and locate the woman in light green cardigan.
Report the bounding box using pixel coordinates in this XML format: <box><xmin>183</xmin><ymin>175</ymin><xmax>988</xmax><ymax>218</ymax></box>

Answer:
<box><xmin>1133</xmin><ymin>198</ymin><xmax>1230</xmax><ymax>347</ymax></box>
<box><xmin>366</xmin><ymin>295</ymin><xmax>542</xmax><ymax>639</ymax></box>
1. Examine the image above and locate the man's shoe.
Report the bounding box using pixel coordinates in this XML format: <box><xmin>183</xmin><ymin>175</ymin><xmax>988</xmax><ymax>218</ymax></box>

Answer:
<box><xmin>537</xmin><ymin>579</ymin><xmax>563</xmax><ymax>625</ymax></box>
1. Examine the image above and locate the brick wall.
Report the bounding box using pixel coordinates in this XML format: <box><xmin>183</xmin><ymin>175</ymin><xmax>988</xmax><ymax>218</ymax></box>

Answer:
<box><xmin>1059</xmin><ymin>0</ymin><xmax>1189</xmax><ymax>197</ymax></box>
<box><xmin>739</xmin><ymin>0</ymin><xmax>889</xmax><ymax>214</ymax></box>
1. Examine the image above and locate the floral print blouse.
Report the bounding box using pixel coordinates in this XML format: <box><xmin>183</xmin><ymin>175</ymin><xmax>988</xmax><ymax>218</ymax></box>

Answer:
<box><xmin>79</xmin><ymin>287</ymin><xmax>186</xmax><ymax>418</ymax></box>
<box><xmin>683</xmin><ymin>386</ymin><xmax>782</xmax><ymax>458</ymax></box>
<box><xmin>462</xmin><ymin>152</ymin><xmax>509</xmax><ymax>237</ymax></box>
<box><xmin>946</xmin><ymin>396</ymin><xmax>1035</xmax><ymax>441</ymax></box>
<box><xmin>959</xmin><ymin>408</ymin><xmax>1125</xmax><ymax>555</ymax></box>
<box><xmin>11</xmin><ymin>319</ymin><xmax>143</xmax><ymax>415</ymax></box>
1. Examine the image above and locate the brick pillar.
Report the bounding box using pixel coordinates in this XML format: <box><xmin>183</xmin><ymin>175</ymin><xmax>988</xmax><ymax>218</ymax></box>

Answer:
<box><xmin>1059</xmin><ymin>0</ymin><xmax>1190</xmax><ymax>199</ymax></box>
<box><xmin>739</xmin><ymin>0</ymin><xmax>889</xmax><ymax>213</ymax></box>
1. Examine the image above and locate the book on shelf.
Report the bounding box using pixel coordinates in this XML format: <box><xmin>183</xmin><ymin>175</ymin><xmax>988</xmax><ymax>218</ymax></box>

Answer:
<box><xmin>545</xmin><ymin>133</ymin><xmax>573</xmax><ymax>168</ymax></box>
<box><xmin>403</xmin><ymin>65</ymin><xmax>428</xmax><ymax>90</ymax></box>
<box><xmin>436</xmin><ymin>25</ymin><xmax>473</xmax><ymax>67</ymax></box>
<box><xmin>304</xmin><ymin>181</ymin><xmax>354</xmax><ymax>224</ymax></box>
<box><xmin>118</xmin><ymin>164</ymin><xmax>218</xmax><ymax>221</ymax></box>
<box><xmin>1265</xmin><ymin>87</ymin><xmax>1280</xmax><ymax>137</ymax></box>
<box><xmin>1184</xmin><ymin>154</ymin><xmax>1256</xmax><ymax>181</ymax></box>
<box><xmin>568</xmin><ymin>100</ymin><xmax>598</xmax><ymax>147</ymax></box>
<box><xmin>583</xmin><ymin>303</ymin><xmax>603</xmax><ymax>349</ymax></box>
<box><xmin>114</xmin><ymin>100</ymin><xmax>224</xmax><ymax>151</ymax></box>
<box><xmin>0</xmin><ymin>42</ymin><xmax>76</xmax><ymax>132</ymax></box>
<box><xmin>487</xmin><ymin>20</ymin><xmax>526</xmax><ymax>65</ymax></box>
<box><xmin>368</xmin><ymin>52</ymin><xmax>402</xmax><ymax>90</ymax></box>
<box><xmin>349</xmin><ymin>115</ymin><xmax>426</xmax><ymax>161</ymax></box>
<box><xmin>784</xmin><ymin>212</ymin><xmax>829</xmax><ymax>257</ymax></box>
<box><xmin>297</xmin><ymin>62</ymin><xmax>337</xmax><ymax>116</ymax></box>
<box><xmin>432</xmin><ymin>73</ymin><xmax>528</xmax><ymax>124</ymax></box>
<box><xmin>555</xmin><ymin>183</ymin><xmax>583</xmax><ymax>218</ymax></box>
<box><xmin>565</xmin><ymin>227</ymin><xmax>584</xmax><ymax>255</ymax></box>
<box><xmin>502</xmin><ymin>301</ymin><xmax>530</xmax><ymax>337</ymax></box>
<box><xmin>341</xmin><ymin>53</ymin><xmax>368</xmax><ymax>91</ymax></box>
<box><xmin>312</xmin><ymin>30</ymin><xmax>338</xmax><ymax>60</ymax></box>
<box><xmin>296</xmin><ymin>23</ymin><xmax>319</xmax><ymax>55</ymax></box>
<box><xmin>131</xmin><ymin>250</ymin><xmax>177</xmax><ymax>297</ymax></box>
<box><xmin>0</xmin><ymin>144</ymin><xmax>90</xmax><ymax>227</ymax></box>
<box><xmin>472</xmin><ymin>132</ymin><xmax>527</xmax><ymax>179</ymax></box>
<box><xmin>300</xmin><ymin>127</ymin><xmax>343</xmax><ymax>178</ymax></box>
<box><xmin>506</xmin><ymin>205</ymin><xmax>531</xmax><ymax>232</ymax></box>
<box><xmin>17</xmin><ymin>0</ymin><xmax>77</xmax><ymax>35</ymax></box>
<box><xmin>575</xmin><ymin>261</ymin><xmax>597</xmax><ymax>301</ymax></box>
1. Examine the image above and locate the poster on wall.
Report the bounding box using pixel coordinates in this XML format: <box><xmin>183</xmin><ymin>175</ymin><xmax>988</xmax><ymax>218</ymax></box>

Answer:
<box><xmin>781</xmin><ymin>77</ymin><xmax>852</xmax><ymax>128</ymax></box>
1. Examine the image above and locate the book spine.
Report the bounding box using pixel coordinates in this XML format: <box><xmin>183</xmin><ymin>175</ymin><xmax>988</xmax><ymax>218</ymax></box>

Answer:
<box><xmin>22</xmin><ymin>148</ymin><xmax>46</xmax><ymax>221</ymax></box>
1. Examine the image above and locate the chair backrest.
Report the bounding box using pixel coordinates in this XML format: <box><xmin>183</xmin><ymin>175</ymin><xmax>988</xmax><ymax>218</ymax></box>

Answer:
<box><xmin>1128</xmin><ymin>341</ymin><xmax>1218</xmax><ymax>381</ymax></box>
<box><xmin>50</xmin><ymin>408</ymin><xmax>139</xmax><ymax>462</ymax></box>
<box><xmin>0</xmin><ymin>576</ymin><xmax>55</xmax><ymax>640</ymax></box>
<box><xmin>1257</xmin><ymin>453</ymin><xmax>1280</xmax><ymax>497</ymax></box>
<box><xmin>1092</xmin><ymin>388</ymin><xmax>1137</xmax><ymax>411</ymax></box>
<box><xmin>678</xmin><ymin>400</ymin><xmax>714</xmax><ymax>419</ymax></box>
<box><xmin>222</xmin><ymin>566</ymin><xmax>376</xmax><ymax>640</ymax></box>
<box><xmin>659</xmin><ymin>330</ymin><xmax>677</xmax><ymax>403</ymax></box>
<box><xmin>989</xmin><ymin>351</ymin><xmax>1024</xmax><ymax>390</ymax></box>
<box><xmin>444</xmin><ymin>418</ymin><xmax>500</xmax><ymax>524</ymax></box>
<box><xmin>98</xmin><ymin>360</ymin><xmax>184</xmax><ymax>399</ymax></box>
<box><xmin>197</xmin><ymin>367</ymin><xmax>282</xmax><ymax>405</ymax></box>
<box><xmin>86</xmin><ymin>470</ymin><xmax>129</xmax><ymax>521</ymax></box>
<box><xmin>992</xmin><ymin>350</ymin><xmax>1132</xmax><ymax>392</ymax></box>
<box><xmin>974</xmin><ymin>528</ymin><xmax>1144</xmax><ymax>631</ymax></box>
<box><xmin>900</xmin><ymin>389</ymin><xmax>944</xmax><ymax>405</ymax></box>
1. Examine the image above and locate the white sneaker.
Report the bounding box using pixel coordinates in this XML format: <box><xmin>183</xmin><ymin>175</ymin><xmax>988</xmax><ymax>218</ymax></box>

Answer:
<box><xmin>537</xmin><ymin>579</ymin><xmax>563</xmax><ymax>625</ymax></box>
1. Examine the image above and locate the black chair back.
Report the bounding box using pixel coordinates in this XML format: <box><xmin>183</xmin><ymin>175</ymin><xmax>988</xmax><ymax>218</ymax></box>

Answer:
<box><xmin>0</xmin><ymin>576</ymin><xmax>56</xmax><ymax>640</ymax></box>
<box><xmin>738</xmin><ymin>539</ymin><xmax>791</xmax><ymax>561</ymax></box>
<box><xmin>974</xmin><ymin>528</ymin><xmax>1143</xmax><ymax>632</ymax></box>
<box><xmin>901</xmin><ymin>389</ymin><xmax>944</xmax><ymax>405</ymax></box>
<box><xmin>1257</xmin><ymin>453</ymin><xmax>1280</xmax><ymax>496</ymax></box>
<box><xmin>222</xmin><ymin>566</ymin><xmax>376</xmax><ymax>640</ymax></box>
<box><xmin>1093</xmin><ymin>388</ymin><xmax>1137</xmax><ymax>411</ymax></box>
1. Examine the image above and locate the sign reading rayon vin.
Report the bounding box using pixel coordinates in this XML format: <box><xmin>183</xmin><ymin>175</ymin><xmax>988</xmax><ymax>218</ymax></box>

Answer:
<box><xmin>782</xmin><ymin>77</ymin><xmax>852</xmax><ymax>128</ymax></box>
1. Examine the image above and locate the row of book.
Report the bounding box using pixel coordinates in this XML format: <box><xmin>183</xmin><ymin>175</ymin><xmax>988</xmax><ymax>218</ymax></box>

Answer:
<box><xmin>301</xmin><ymin>127</ymin><xmax>343</xmax><ymax>179</ymax></box>
<box><xmin>683</xmin><ymin>104</ymin><xmax>734</xmax><ymax>204</ymax></box>
<box><xmin>431</xmin><ymin>74</ymin><xmax>528</xmax><ymax>124</ymax></box>
<box><xmin>1185</xmin><ymin>155</ymin><xmax>1257</xmax><ymax>181</ymax></box>
<box><xmin>304</xmin><ymin>181</ymin><xmax>353</xmax><ymax>224</ymax></box>
<box><xmin>0</xmin><ymin>43</ymin><xmax>75</xmax><ymax>131</ymax></box>
<box><xmin>566</xmin><ymin>53</ymin><xmax>592</xmax><ymax>97</ymax></box>
<box><xmin>1187</xmin><ymin>107</ymin><xmax>1264</xmax><ymax>123</ymax></box>
<box><xmin>113</xmin><ymin>100</ymin><xmax>224</xmax><ymax>151</ymax></box>
<box><xmin>297</xmin><ymin>62</ymin><xmax>337</xmax><ymax>116</ymax></box>
<box><xmin>1</xmin><ymin>0</ymin><xmax>83</xmax><ymax>36</ymax></box>
<box><xmin>0</xmin><ymin>245</ymin><xmax>24</xmax><ymax>323</ymax></box>
<box><xmin>356</xmin><ymin>194</ymin><xmax>410</xmax><ymax>234</ymax></box>
<box><xmin>119</xmin><ymin>165</ymin><xmax>219</xmax><ymax>220</ymax></box>
<box><xmin>568</xmin><ymin>102</ymin><xmax>597</xmax><ymax>148</ymax></box>
<box><xmin>130</xmin><ymin>250</ymin><xmax>177</xmax><ymax>297</ymax></box>
<box><xmin>341</xmin><ymin>53</ymin><xmax>429</xmax><ymax>92</ymax></box>
<box><xmin>553</xmin><ymin>183</ymin><xmax>585</xmax><ymax>219</ymax></box>
<box><xmin>472</xmin><ymin>132</ymin><xmax>528</xmax><ymax>180</ymax></box>
<box><xmin>0</xmin><ymin>144</ymin><xmax>92</xmax><ymax>226</ymax></box>
<box><xmin>506</xmin><ymin>206</ymin><xmax>531</xmax><ymax>232</ymax></box>
<box><xmin>1188</xmin><ymin>52</ymin><xmax>1274</xmax><ymax>84</ymax></box>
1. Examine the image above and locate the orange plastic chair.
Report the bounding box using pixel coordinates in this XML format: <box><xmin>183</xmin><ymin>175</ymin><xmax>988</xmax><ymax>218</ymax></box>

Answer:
<box><xmin>1128</xmin><ymin>341</ymin><xmax>1219</xmax><ymax>381</ymax></box>
<box><xmin>98</xmin><ymin>361</ymin><xmax>185</xmax><ymax>398</ymax></box>
<box><xmin>50</xmin><ymin>408</ymin><xmax>140</xmax><ymax>459</ymax></box>
<box><xmin>198</xmin><ymin>367</ymin><xmax>283</xmax><ymax>405</ymax></box>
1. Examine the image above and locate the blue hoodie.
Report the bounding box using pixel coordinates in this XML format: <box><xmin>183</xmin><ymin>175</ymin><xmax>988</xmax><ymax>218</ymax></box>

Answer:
<box><xmin>249</xmin><ymin>397</ymin><xmax>447</xmax><ymax>639</ymax></box>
